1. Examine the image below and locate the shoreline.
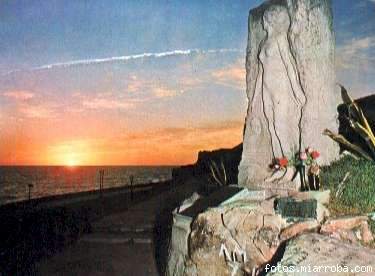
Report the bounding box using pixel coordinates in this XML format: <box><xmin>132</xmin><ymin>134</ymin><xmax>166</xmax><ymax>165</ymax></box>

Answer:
<box><xmin>0</xmin><ymin>179</ymin><xmax>173</xmax><ymax>210</ymax></box>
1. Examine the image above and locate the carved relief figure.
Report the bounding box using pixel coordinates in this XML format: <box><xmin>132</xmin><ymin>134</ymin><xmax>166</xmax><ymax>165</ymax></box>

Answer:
<box><xmin>239</xmin><ymin>0</ymin><xmax>338</xmax><ymax>189</ymax></box>
<box><xmin>256</xmin><ymin>5</ymin><xmax>306</xmax><ymax>182</ymax></box>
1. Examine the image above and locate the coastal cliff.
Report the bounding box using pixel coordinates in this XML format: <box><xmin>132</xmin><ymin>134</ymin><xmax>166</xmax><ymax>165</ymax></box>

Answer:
<box><xmin>172</xmin><ymin>144</ymin><xmax>242</xmax><ymax>185</ymax></box>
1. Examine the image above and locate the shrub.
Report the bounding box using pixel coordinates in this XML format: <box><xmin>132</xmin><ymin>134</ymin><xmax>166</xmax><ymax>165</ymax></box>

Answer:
<box><xmin>321</xmin><ymin>155</ymin><xmax>375</xmax><ymax>216</ymax></box>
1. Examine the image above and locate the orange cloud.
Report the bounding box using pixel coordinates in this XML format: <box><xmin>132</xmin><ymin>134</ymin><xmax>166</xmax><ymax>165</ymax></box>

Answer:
<box><xmin>211</xmin><ymin>61</ymin><xmax>246</xmax><ymax>89</ymax></box>
<box><xmin>126</xmin><ymin>77</ymin><xmax>183</xmax><ymax>99</ymax></box>
<box><xmin>1</xmin><ymin>89</ymin><xmax>59</xmax><ymax>119</ymax></box>
<box><xmin>127</xmin><ymin>78</ymin><xmax>143</xmax><ymax>93</ymax></box>
<box><xmin>125</xmin><ymin>76</ymin><xmax>157</xmax><ymax>94</ymax></box>
<box><xmin>82</xmin><ymin>98</ymin><xmax>135</xmax><ymax>110</ymax></box>
<box><xmin>153</xmin><ymin>87</ymin><xmax>181</xmax><ymax>98</ymax></box>
<box><xmin>3</xmin><ymin>90</ymin><xmax>34</xmax><ymax>100</ymax></box>
<box><xmin>115</xmin><ymin>120</ymin><xmax>244</xmax><ymax>165</ymax></box>
<box><xmin>18</xmin><ymin>104</ymin><xmax>57</xmax><ymax>119</ymax></box>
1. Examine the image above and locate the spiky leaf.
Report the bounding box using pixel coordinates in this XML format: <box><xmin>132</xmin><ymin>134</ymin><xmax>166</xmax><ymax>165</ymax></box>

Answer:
<box><xmin>323</xmin><ymin>129</ymin><xmax>373</xmax><ymax>161</ymax></box>
<box><xmin>340</xmin><ymin>84</ymin><xmax>361</xmax><ymax>120</ymax></box>
<box><xmin>358</xmin><ymin>108</ymin><xmax>375</xmax><ymax>140</ymax></box>
<box><xmin>340</xmin><ymin>85</ymin><xmax>354</xmax><ymax>105</ymax></box>
<box><xmin>351</xmin><ymin>122</ymin><xmax>375</xmax><ymax>158</ymax></box>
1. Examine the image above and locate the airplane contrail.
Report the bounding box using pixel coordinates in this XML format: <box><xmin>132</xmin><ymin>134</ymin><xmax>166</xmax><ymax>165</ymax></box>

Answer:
<box><xmin>2</xmin><ymin>48</ymin><xmax>241</xmax><ymax>76</ymax></box>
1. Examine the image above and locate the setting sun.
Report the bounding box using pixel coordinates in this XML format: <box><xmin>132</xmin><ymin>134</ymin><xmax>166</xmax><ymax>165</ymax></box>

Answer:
<box><xmin>45</xmin><ymin>141</ymin><xmax>94</xmax><ymax>166</ymax></box>
<box><xmin>65</xmin><ymin>156</ymin><xmax>78</xmax><ymax>167</ymax></box>
<box><xmin>61</xmin><ymin>150</ymin><xmax>81</xmax><ymax>167</ymax></box>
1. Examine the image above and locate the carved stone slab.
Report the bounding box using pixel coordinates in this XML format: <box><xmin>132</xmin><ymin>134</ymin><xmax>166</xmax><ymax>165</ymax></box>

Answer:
<box><xmin>239</xmin><ymin>0</ymin><xmax>339</xmax><ymax>189</ymax></box>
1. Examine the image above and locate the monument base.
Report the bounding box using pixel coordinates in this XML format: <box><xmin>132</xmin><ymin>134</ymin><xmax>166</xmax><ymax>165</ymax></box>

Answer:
<box><xmin>167</xmin><ymin>185</ymin><xmax>331</xmax><ymax>275</ymax></box>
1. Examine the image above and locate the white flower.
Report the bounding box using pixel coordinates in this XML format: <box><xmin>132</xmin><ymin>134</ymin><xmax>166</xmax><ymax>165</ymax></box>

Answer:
<box><xmin>306</xmin><ymin>147</ymin><xmax>313</xmax><ymax>154</ymax></box>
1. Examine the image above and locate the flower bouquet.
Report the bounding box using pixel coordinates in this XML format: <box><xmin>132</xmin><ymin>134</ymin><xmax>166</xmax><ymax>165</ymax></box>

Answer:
<box><xmin>271</xmin><ymin>147</ymin><xmax>321</xmax><ymax>191</ymax></box>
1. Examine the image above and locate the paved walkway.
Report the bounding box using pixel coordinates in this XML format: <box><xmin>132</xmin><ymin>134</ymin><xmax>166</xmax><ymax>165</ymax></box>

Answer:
<box><xmin>36</xmin><ymin>182</ymin><xmax>198</xmax><ymax>275</ymax></box>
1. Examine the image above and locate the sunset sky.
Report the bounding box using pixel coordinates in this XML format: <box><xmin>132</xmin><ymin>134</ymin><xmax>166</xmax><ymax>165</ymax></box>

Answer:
<box><xmin>0</xmin><ymin>0</ymin><xmax>374</xmax><ymax>165</ymax></box>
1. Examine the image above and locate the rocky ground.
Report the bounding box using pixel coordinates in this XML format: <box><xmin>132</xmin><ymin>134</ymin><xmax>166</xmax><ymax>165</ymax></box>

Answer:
<box><xmin>168</xmin><ymin>189</ymin><xmax>375</xmax><ymax>276</ymax></box>
<box><xmin>267</xmin><ymin>233</ymin><xmax>375</xmax><ymax>276</ymax></box>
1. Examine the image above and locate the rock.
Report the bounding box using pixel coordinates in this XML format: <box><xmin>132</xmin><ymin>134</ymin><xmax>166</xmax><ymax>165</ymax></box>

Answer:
<box><xmin>167</xmin><ymin>186</ymin><xmax>242</xmax><ymax>276</ymax></box>
<box><xmin>280</xmin><ymin>220</ymin><xmax>320</xmax><ymax>241</ymax></box>
<box><xmin>321</xmin><ymin>216</ymin><xmax>368</xmax><ymax>232</ymax></box>
<box><xmin>327</xmin><ymin>228</ymin><xmax>359</xmax><ymax>244</ymax></box>
<box><xmin>288</xmin><ymin>190</ymin><xmax>331</xmax><ymax>205</ymax></box>
<box><xmin>171</xmin><ymin>190</ymin><xmax>339</xmax><ymax>275</ymax></box>
<box><xmin>321</xmin><ymin>216</ymin><xmax>374</xmax><ymax>244</ymax></box>
<box><xmin>185</xmin><ymin>199</ymin><xmax>287</xmax><ymax>275</ymax></box>
<box><xmin>174</xmin><ymin>192</ymin><xmax>201</xmax><ymax>214</ymax></box>
<box><xmin>220</xmin><ymin>188</ymin><xmax>271</xmax><ymax>205</ymax></box>
<box><xmin>265</xmin><ymin>233</ymin><xmax>375</xmax><ymax>276</ymax></box>
<box><xmin>167</xmin><ymin>214</ymin><xmax>193</xmax><ymax>276</ymax></box>
<box><xmin>315</xmin><ymin>202</ymin><xmax>330</xmax><ymax>223</ymax></box>
<box><xmin>261</xmin><ymin>197</ymin><xmax>279</xmax><ymax>216</ymax></box>
<box><xmin>238</xmin><ymin>0</ymin><xmax>339</xmax><ymax>189</ymax></box>
<box><xmin>360</xmin><ymin>221</ymin><xmax>374</xmax><ymax>244</ymax></box>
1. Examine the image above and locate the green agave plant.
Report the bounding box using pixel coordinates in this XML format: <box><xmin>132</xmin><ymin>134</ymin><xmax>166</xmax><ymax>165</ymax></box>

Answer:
<box><xmin>324</xmin><ymin>85</ymin><xmax>375</xmax><ymax>161</ymax></box>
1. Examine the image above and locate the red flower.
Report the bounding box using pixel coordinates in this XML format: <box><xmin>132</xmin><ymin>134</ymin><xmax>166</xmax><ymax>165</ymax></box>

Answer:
<box><xmin>311</xmin><ymin>150</ymin><xmax>320</xmax><ymax>159</ymax></box>
<box><xmin>277</xmin><ymin>157</ymin><xmax>288</xmax><ymax>168</ymax></box>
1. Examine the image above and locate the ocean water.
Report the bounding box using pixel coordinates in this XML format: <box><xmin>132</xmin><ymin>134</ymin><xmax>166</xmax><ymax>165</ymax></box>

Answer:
<box><xmin>0</xmin><ymin>166</ymin><xmax>174</xmax><ymax>205</ymax></box>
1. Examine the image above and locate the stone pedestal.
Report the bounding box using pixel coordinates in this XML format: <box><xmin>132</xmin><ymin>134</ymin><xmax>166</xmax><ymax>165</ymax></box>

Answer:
<box><xmin>167</xmin><ymin>213</ymin><xmax>193</xmax><ymax>276</ymax></box>
<box><xmin>167</xmin><ymin>187</ymin><xmax>332</xmax><ymax>275</ymax></box>
<box><xmin>238</xmin><ymin>0</ymin><xmax>339</xmax><ymax>189</ymax></box>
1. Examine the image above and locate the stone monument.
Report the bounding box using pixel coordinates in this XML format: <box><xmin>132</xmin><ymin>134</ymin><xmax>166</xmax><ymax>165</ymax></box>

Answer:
<box><xmin>238</xmin><ymin>0</ymin><xmax>339</xmax><ymax>190</ymax></box>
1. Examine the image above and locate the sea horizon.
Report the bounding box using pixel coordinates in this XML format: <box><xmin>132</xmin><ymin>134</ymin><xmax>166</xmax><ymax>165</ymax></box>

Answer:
<box><xmin>0</xmin><ymin>165</ymin><xmax>175</xmax><ymax>205</ymax></box>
